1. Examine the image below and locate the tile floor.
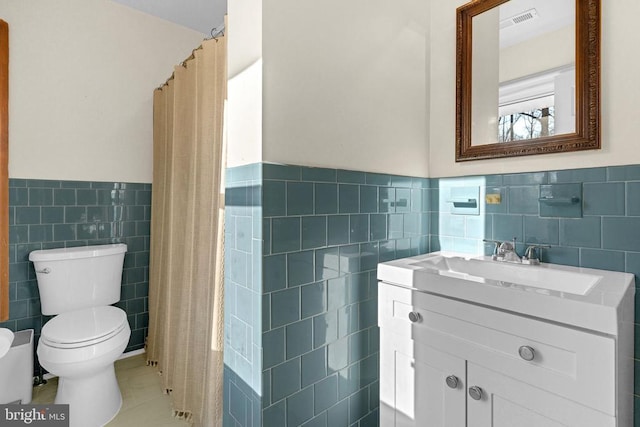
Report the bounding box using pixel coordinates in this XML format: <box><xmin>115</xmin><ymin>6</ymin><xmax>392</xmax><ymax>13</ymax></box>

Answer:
<box><xmin>32</xmin><ymin>353</ymin><xmax>190</xmax><ymax>427</ymax></box>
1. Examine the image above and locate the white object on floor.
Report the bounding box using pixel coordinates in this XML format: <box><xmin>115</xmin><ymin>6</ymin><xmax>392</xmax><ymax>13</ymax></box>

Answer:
<box><xmin>0</xmin><ymin>329</ymin><xmax>34</xmax><ymax>404</ymax></box>
<box><xmin>0</xmin><ymin>328</ymin><xmax>13</xmax><ymax>358</ymax></box>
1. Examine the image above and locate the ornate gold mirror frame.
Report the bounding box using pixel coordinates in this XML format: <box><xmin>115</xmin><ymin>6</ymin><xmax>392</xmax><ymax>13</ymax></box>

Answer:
<box><xmin>1</xmin><ymin>20</ymin><xmax>8</xmax><ymax>321</ymax></box>
<box><xmin>456</xmin><ymin>0</ymin><xmax>601</xmax><ymax>161</ymax></box>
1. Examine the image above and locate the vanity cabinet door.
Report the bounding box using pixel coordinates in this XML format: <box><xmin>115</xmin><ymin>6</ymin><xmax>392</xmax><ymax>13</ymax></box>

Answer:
<box><xmin>380</xmin><ymin>331</ymin><xmax>466</xmax><ymax>427</ymax></box>
<box><xmin>466</xmin><ymin>363</ymin><xmax>615</xmax><ymax>427</ymax></box>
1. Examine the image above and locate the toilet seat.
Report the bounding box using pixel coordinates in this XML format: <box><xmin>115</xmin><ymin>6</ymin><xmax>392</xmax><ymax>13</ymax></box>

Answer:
<box><xmin>40</xmin><ymin>306</ymin><xmax>128</xmax><ymax>349</ymax></box>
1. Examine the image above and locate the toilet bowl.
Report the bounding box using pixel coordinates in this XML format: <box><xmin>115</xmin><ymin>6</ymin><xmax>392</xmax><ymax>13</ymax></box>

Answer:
<box><xmin>30</xmin><ymin>244</ymin><xmax>129</xmax><ymax>427</ymax></box>
<box><xmin>38</xmin><ymin>307</ymin><xmax>130</xmax><ymax>427</ymax></box>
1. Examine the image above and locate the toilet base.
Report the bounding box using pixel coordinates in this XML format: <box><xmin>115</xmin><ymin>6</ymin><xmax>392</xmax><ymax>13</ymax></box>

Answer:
<box><xmin>55</xmin><ymin>363</ymin><xmax>122</xmax><ymax>427</ymax></box>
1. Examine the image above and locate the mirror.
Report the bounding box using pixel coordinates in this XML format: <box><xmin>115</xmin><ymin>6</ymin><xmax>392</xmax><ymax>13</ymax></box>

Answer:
<box><xmin>1</xmin><ymin>19</ymin><xmax>7</xmax><ymax>321</ymax></box>
<box><xmin>456</xmin><ymin>0</ymin><xmax>600</xmax><ymax>161</ymax></box>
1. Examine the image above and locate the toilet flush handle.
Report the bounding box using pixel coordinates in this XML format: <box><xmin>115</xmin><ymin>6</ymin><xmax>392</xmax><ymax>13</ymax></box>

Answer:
<box><xmin>35</xmin><ymin>267</ymin><xmax>51</xmax><ymax>274</ymax></box>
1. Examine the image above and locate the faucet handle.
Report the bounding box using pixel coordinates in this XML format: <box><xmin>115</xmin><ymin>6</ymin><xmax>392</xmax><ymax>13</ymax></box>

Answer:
<box><xmin>482</xmin><ymin>239</ymin><xmax>502</xmax><ymax>259</ymax></box>
<box><xmin>523</xmin><ymin>244</ymin><xmax>551</xmax><ymax>265</ymax></box>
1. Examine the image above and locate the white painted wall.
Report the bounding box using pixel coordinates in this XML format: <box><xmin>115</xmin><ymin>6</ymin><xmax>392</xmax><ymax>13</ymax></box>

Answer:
<box><xmin>1</xmin><ymin>0</ymin><xmax>204</xmax><ymax>183</ymax></box>
<box><xmin>261</xmin><ymin>0</ymin><xmax>430</xmax><ymax>177</ymax></box>
<box><xmin>226</xmin><ymin>0</ymin><xmax>263</xmax><ymax>168</ymax></box>
<box><xmin>429</xmin><ymin>0</ymin><xmax>640</xmax><ymax>178</ymax></box>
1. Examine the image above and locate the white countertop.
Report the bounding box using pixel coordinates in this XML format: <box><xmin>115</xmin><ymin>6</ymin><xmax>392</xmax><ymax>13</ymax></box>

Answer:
<box><xmin>378</xmin><ymin>252</ymin><xmax>635</xmax><ymax>335</ymax></box>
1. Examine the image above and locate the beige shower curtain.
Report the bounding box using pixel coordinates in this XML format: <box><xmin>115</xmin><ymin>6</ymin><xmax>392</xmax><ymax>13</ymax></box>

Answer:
<box><xmin>147</xmin><ymin>34</ymin><xmax>226</xmax><ymax>427</ymax></box>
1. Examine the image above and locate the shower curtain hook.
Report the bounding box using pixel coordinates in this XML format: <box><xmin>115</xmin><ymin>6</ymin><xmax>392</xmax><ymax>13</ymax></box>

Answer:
<box><xmin>210</xmin><ymin>25</ymin><xmax>224</xmax><ymax>40</ymax></box>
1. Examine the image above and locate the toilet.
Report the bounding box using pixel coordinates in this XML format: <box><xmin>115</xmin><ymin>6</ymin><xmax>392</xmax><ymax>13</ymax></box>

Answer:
<box><xmin>29</xmin><ymin>243</ymin><xmax>130</xmax><ymax>427</ymax></box>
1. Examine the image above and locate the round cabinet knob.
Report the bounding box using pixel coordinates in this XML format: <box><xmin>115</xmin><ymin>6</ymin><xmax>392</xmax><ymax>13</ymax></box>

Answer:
<box><xmin>518</xmin><ymin>345</ymin><xmax>536</xmax><ymax>361</ymax></box>
<box><xmin>445</xmin><ymin>375</ymin><xmax>459</xmax><ymax>389</ymax></box>
<box><xmin>468</xmin><ymin>386</ymin><xmax>483</xmax><ymax>401</ymax></box>
<box><xmin>408</xmin><ymin>312</ymin><xmax>422</xmax><ymax>323</ymax></box>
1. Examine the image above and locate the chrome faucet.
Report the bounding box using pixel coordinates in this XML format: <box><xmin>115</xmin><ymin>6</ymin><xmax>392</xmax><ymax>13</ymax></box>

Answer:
<box><xmin>499</xmin><ymin>238</ymin><xmax>521</xmax><ymax>263</ymax></box>
<box><xmin>483</xmin><ymin>238</ymin><xmax>521</xmax><ymax>263</ymax></box>
<box><xmin>522</xmin><ymin>244</ymin><xmax>551</xmax><ymax>265</ymax></box>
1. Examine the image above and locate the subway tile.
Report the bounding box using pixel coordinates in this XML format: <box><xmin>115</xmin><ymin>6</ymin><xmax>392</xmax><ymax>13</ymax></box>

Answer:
<box><xmin>559</xmin><ymin>217</ymin><xmax>601</xmax><ymax>248</ymax></box>
<box><xmin>333</xmin><ymin>169</ymin><xmax>366</xmax><ymax>185</ymax></box>
<box><xmin>29</xmin><ymin>225</ymin><xmax>53</xmax><ymax>242</ymax></box>
<box><xmin>263</xmin><ymin>254</ymin><xmax>286</xmax><ymax>293</ymax></box>
<box><xmin>396</xmin><ymin>238</ymin><xmax>412</xmax><ymax>258</ymax></box>
<box><xmin>302</xmin><ymin>216</ymin><xmax>327</xmax><ymax>249</ymax></box>
<box><xmin>369</xmin><ymin>214</ymin><xmax>387</xmax><ymax>241</ymax></box>
<box><xmin>315</xmin><ymin>183</ymin><xmax>338</xmax><ymax>215</ymax></box>
<box><xmin>263</xmin><ymin>400</ymin><xmax>286</xmax><ymax>426</ymax></box>
<box><xmin>286</xmin><ymin>386</ymin><xmax>314</xmax><ymax>427</ymax></box>
<box><xmin>15</xmin><ymin>207</ymin><xmax>41</xmax><ymax>225</ymax></box>
<box><xmin>548</xmin><ymin>168</ymin><xmax>606</xmax><ymax>183</ymax></box>
<box><xmin>625</xmin><ymin>252</ymin><xmax>640</xmax><ymax>281</ymax></box>
<box><xmin>365</xmin><ymin>173</ymin><xmax>392</xmax><ymax>186</ymax></box>
<box><xmin>28</xmin><ymin>188</ymin><xmax>53</xmax><ymax>206</ymax></box>
<box><xmin>64</xmin><ymin>207</ymin><xmax>86</xmax><ymax>223</ymax></box>
<box><xmin>338</xmin><ymin>363</ymin><xmax>360</xmax><ymax>399</ymax></box>
<box><xmin>502</xmin><ymin>172</ymin><xmax>547</xmax><ymax>185</ymax></box>
<box><xmin>271</xmin><ymin>357</ymin><xmax>301</xmax><ymax>402</ymax></box>
<box><xmin>327</xmin><ymin>398</ymin><xmax>349</xmax><ymax>427</ymax></box>
<box><xmin>271</xmin><ymin>287</ymin><xmax>300</xmax><ymax>328</ymax></box>
<box><xmin>9</xmin><ymin>188</ymin><xmax>28</xmax><ymax>206</ymax></box>
<box><xmin>508</xmin><ymin>186</ymin><xmax>539</xmax><ymax>215</ymax></box>
<box><xmin>378</xmin><ymin>240</ymin><xmax>396</xmax><ymax>262</ymax></box>
<box><xmin>348</xmin><ymin>330</ymin><xmax>369</xmax><ymax>363</ymax></box>
<box><xmin>327</xmin><ymin>336</ymin><xmax>349</xmax><ymax>374</ymax></box>
<box><xmin>349</xmin><ymin>388</ymin><xmax>370</xmax><ymax>424</ymax></box>
<box><xmin>263</xmin><ymin>163</ymin><xmax>301</xmax><ymax>181</ymax></box>
<box><xmin>272</xmin><ymin>217</ymin><xmax>301</xmax><ymax>253</ymax></box>
<box><xmin>263</xmin><ymin>328</ymin><xmax>285</xmax><ymax>369</ymax></box>
<box><xmin>337</xmin><ymin>304</ymin><xmax>359</xmax><ymax>338</ymax></box>
<box><xmin>349</xmin><ymin>214</ymin><xmax>369</xmax><ymax>244</ymax></box>
<box><xmin>236</xmin><ymin>217</ymin><xmax>253</xmax><ymax>253</ymax></box>
<box><xmin>327</xmin><ymin>216</ymin><xmax>349</xmax><ymax>246</ymax></box>
<box><xmin>301</xmin><ymin>281</ymin><xmax>326</xmax><ymax>319</ymax></box>
<box><xmin>395</xmin><ymin>188</ymin><xmax>411</xmax><ymax>213</ymax></box>
<box><xmin>339</xmin><ymin>245</ymin><xmax>360</xmax><ymax>273</ymax></box>
<box><xmin>287</xmin><ymin>182</ymin><xmax>314</xmax><ymax>215</ymax></box>
<box><xmin>524</xmin><ymin>217</ymin><xmax>559</xmax><ymax>245</ymax></box>
<box><xmin>412</xmin><ymin>177</ymin><xmax>431</xmax><ymax>189</ymax></box>
<box><xmin>263</xmin><ymin>181</ymin><xmax>286</xmax><ymax>217</ymax></box>
<box><xmin>338</xmin><ymin>185</ymin><xmax>359</xmax><ymax>214</ymax></box>
<box><xmin>360</xmin><ymin>242</ymin><xmax>379</xmax><ymax>272</ymax></box>
<box><xmin>9</xmin><ymin>225</ymin><xmax>28</xmax><ymax>244</ymax></box>
<box><xmin>53</xmin><ymin>224</ymin><xmax>76</xmax><ymax>242</ymax></box>
<box><xmin>544</xmin><ymin>246</ymin><xmax>579</xmax><ymax>267</ymax></box>
<box><xmin>492</xmin><ymin>214</ymin><xmax>524</xmax><ymax>242</ymax></box>
<box><xmin>607</xmin><ymin>165</ymin><xmax>640</xmax><ymax>182</ymax></box>
<box><xmin>328</xmin><ymin>276</ymin><xmax>349</xmax><ymax>311</ymax></box>
<box><xmin>580</xmin><ymin>249</ymin><xmax>625</xmax><ymax>272</ymax></box>
<box><xmin>301</xmin><ymin>347</ymin><xmax>327</xmax><ymax>388</ymax></box>
<box><xmin>388</xmin><ymin>214</ymin><xmax>404</xmax><ymax>239</ymax></box>
<box><xmin>359</xmin><ymin>186</ymin><xmax>378</xmax><ymax>214</ymax></box>
<box><xmin>313</xmin><ymin>310</ymin><xmax>338</xmax><ymax>348</ymax></box>
<box><xmin>627</xmin><ymin>182</ymin><xmax>640</xmax><ymax>216</ymax></box>
<box><xmin>378</xmin><ymin>187</ymin><xmax>395</xmax><ymax>214</ymax></box>
<box><xmin>288</xmin><ymin>251</ymin><xmax>314</xmax><ymax>287</ymax></box>
<box><xmin>583</xmin><ymin>183</ymin><xmax>625</xmax><ymax>216</ymax></box>
<box><xmin>603</xmin><ymin>217</ymin><xmax>640</xmax><ymax>252</ymax></box>
<box><xmin>315</xmin><ymin>247</ymin><xmax>340</xmax><ymax>280</ymax></box>
<box><xmin>302</xmin><ymin>167</ymin><xmax>336</xmax><ymax>182</ymax></box>
<box><xmin>392</xmin><ymin>175</ymin><xmax>413</xmax><ymax>188</ymax></box>
<box><xmin>360</xmin><ymin>353</ymin><xmax>378</xmax><ymax>387</ymax></box>
<box><xmin>53</xmin><ymin>189</ymin><xmax>76</xmax><ymax>206</ymax></box>
<box><xmin>314</xmin><ymin>374</ymin><xmax>338</xmax><ymax>414</ymax></box>
<box><xmin>438</xmin><ymin>214</ymin><xmax>464</xmax><ymax>238</ymax></box>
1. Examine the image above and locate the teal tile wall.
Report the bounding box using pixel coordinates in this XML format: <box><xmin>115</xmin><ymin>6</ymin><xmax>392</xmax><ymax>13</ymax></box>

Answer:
<box><xmin>261</xmin><ymin>164</ymin><xmax>431</xmax><ymax>427</ymax></box>
<box><xmin>433</xmin><ymin>165</ymin><xmax>640</xmax><ymax>426</ymax></box>
<box><xmin>225</xmin><ymin>163</ymin><xmax>640</xmax><ymax>426</ymax></box>
<box><xmin>1</xmin><ymin>178</ymin><xmax>151</xmax><ymax>374</ymax></box>
<box><xmin>224</xmin><ymin>164</ymin><xmax>263</xmax><ymax>427</ymax></box>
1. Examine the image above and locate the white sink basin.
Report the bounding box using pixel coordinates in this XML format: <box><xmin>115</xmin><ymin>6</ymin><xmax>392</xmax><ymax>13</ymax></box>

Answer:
<box><xmin>412</xmin><ymin>256</ymin><xmax>601</xmax><ymax>295</ymax></box>
<box><xmin>377</xmin><ymin>252</ymin><xmax>635</xmax><ymax>335</ymax></box>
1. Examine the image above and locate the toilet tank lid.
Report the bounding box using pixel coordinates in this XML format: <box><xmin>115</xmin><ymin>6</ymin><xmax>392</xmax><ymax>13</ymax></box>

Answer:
<box><xmin>29</xmin><ymin>243</ymin><xmax>127</xmax><ymax>262</ymax></box>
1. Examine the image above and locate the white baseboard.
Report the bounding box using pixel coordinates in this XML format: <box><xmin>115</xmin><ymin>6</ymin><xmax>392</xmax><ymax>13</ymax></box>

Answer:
<box><xmin>41</xmin><ymin>348</ymin><xmax>146</xmax><ymax>381</ymax></box>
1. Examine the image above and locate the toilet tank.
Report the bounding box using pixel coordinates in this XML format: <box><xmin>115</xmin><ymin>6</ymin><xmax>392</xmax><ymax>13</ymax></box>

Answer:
<box><xmin>29</xmin><ymin>244</ymin><xmax>127</xmax><ymax>315</ymax></box>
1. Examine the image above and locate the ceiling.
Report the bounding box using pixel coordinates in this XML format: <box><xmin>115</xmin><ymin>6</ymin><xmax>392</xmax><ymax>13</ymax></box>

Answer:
<box><xmin>110</xmin><ymin>0</ymin><xmax>227</xmax><ymax>35</ymax></box>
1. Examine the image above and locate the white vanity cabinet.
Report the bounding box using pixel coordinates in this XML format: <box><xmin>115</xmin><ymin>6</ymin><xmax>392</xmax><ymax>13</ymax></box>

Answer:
<box><xmin>378</xmin><ymin>281</ymin><xmax>631</xmax><ymax>427</ymax></box>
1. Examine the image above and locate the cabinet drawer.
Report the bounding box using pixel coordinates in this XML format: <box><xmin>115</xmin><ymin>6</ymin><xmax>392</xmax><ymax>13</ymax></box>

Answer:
<box><xmin>379</xmin><ymin>282</ymin><xmax>616</xmax><ymax>415</ymax></box>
